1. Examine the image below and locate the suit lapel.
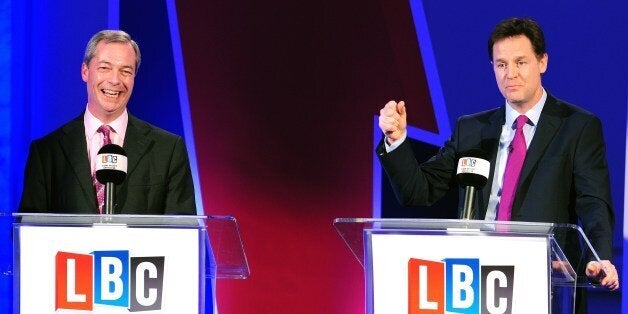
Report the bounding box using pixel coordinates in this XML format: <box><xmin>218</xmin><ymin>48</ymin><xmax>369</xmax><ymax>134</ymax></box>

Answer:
<box><xmin>518</xmin><ymin>96</ymin><xmax>562</xmax><ymax>191</ymax></box>
<box><xmin>479</xmin><ymin>108</ymin><xmax>504</xmax><ymax>217</ymax></box>
<box><xmin>115</xmin><ymin>115</ymin><xmax>152</xmax><ymax>214</ymax></box>
<box><xmin>59</xmin><ymin>115</ymin><xmax>98</xmax><ymax>210</ymax></box>
<box><xmin>123</xmin><ymin>115</ymin><xmax>152</xmax><ymax>177</ymax></box>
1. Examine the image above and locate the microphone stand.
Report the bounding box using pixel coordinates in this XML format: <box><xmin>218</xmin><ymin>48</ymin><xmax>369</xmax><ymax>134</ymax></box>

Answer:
<box><xmin>460</xmin><ymin>186</ymin><xmax>475</xmax><ymax>220</ymax></box>
<box><xmin>104</xmin><ymin>182</ymin><xmax>116</xmax><ymax>215</ymax></box>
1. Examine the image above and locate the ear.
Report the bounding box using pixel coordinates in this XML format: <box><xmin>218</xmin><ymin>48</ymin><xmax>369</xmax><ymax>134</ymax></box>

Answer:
<box><xmin>539</xmin><ymin>53</ymin><xmax>548</xmax><ymax>74</ymax></box>
<box><xmin>81</xmin><ymin>62</ymin><xmax>89</xmax><ymax>82</ymax></box>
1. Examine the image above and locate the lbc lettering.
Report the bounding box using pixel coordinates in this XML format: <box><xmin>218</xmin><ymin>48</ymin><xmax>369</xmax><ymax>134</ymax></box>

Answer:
<box><xmin>408</xmin><ymin>258</ymin><xmax>514</xmax><ymax>314</ymax></box>
<box><xmin>461</xmin><ymin>158</ymin><xmax>476</xmax><ymax>167</ymax></box>
<box><xmin>101</xmin><ymin>154</ymin><xmax>118</xmax><ymax>163</ymax></box>
<box><xmin>55</xmin><ymin>250</ymin><xmax>165</xmax><ymax>312</ymax></box>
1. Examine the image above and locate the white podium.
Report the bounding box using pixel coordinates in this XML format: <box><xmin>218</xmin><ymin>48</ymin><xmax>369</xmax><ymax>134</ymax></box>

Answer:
<box><xmin>334</xmin><ymin>218</ymin><xmax>608</xmax><ymax>314</ymax></box>
<box><xmin>9</xmin><ymin>213</ymin><xmax>249</xmax><ymax>314</ymax></box>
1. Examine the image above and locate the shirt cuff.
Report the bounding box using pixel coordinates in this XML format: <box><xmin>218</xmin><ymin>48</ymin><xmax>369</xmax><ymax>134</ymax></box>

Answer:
<box><xmin>384</xmin><ymin>130</ymin><xmax>407</xmax><ymax>153</ymax></box>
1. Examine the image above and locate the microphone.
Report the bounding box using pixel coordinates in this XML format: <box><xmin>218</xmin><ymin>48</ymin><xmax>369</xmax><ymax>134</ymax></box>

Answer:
<box><xmin>96</xmin><ymin>144</ymin><xmax>128</xmax><ymax>215</ymax></box>
<box><xmin>456</xmin><ymin>149</ymin><xmax>490</xmax><ymax>220</ymax></box>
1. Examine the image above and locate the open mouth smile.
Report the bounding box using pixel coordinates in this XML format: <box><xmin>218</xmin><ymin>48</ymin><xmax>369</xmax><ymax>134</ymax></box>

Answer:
<box><xmin>101</xmin><ymin>89</ymin><xmax>122</xmax><ymax>98</ymax></box>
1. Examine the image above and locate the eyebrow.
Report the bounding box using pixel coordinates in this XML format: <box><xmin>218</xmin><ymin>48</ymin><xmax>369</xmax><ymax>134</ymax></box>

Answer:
<box><xmin>494</xmin><ymin>55</ymin><xmax>529</xmax><ymax>63</ymax></box>
<box><xmin>96</xmin><ymin>61</ymin><xmax>135</xmax><ymax>71</ymax></box>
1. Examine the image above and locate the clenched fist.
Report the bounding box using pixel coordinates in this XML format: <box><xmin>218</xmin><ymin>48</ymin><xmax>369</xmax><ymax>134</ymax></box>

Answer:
<box><xmin>378</xmin><ymin>100</ymin><xmax>407</xmax><ymax>145</ymax></box>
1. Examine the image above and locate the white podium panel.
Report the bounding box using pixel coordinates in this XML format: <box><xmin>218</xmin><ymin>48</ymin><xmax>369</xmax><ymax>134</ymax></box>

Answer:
<box><xmin>367</xmin><ymin>232</ymin><xmax>549</xmax><ymax>314</ymax></box>
<box><xmin>17</xmin><ymin>225</ymin><xmax>201</xmax><ymax>314</ymax></box>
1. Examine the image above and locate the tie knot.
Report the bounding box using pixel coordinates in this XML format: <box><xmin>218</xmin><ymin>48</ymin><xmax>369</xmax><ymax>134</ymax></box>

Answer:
<box><xmin>97</xmin><ymin>124</ymin><xmax>112</xmax><ymax>135</ymax></box>
<box><xmin>97</xmin><ymin>125</ymin><xmax>113</xmax><ymax>145</ymax></box>
<box><xmin>514</xmin><ymin>115</ymin><xmax>528</xmax><ymax>130</ymax></box>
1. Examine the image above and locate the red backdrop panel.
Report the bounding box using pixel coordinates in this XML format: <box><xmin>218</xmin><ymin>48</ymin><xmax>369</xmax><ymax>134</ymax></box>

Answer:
<box><xmin>177</xmin><ymin>0</ymin><xmax>433</xmax><ymax>312</ymax></box>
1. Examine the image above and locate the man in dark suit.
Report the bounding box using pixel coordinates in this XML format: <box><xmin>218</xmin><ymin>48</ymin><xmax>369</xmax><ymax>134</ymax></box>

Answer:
<box><xmin>19</xmin><ymin>30</ymin><xmax>196</xmax><ymax>215</ymax></box>
<box><xmin>377</xmin><ymin>17</ymin><xmax>618</xmax><ymax>299</ymax></box>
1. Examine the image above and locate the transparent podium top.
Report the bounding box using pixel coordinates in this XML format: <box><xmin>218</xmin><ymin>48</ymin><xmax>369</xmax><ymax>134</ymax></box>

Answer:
<box><xmin>4</xmin><ymin>212</ymin><xmax>249</xmax><ymax>279</ymax></box>
<box><xmin>334</xmin><ymin>218</ymin><xmax>606</xmax><ymax>288</ymax></box>
<box><xmin>14</xmin><ymin>212</ymin><xmax>207</xmax><ymax>226</ymax></box>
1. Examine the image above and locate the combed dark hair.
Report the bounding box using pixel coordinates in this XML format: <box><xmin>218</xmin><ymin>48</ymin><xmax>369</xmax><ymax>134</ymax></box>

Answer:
<box><xmin>83</xmin><ymin>30</ymin><xmax>141</xmax><ymax>70</ymax></box>
<box><xmin>488</xmin><ymin>17</ymin><xmax>546</xmax><ymax>61</ymax></box>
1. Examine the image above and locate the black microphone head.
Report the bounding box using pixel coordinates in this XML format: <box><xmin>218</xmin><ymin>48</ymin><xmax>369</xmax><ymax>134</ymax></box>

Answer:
<box><xmin>95</xmin><ymin>144</ymin><xmax>128</xmax><ymax>185</ymax></box>
<box><xmin>455</xmin><ymin>148</ymin><xmax>488</xmax><ymax>160</ymax></box>
<box><xmin>456</xmin><ymin>149</ymin><xmax>490</xmax><ymax>188</ymax></box>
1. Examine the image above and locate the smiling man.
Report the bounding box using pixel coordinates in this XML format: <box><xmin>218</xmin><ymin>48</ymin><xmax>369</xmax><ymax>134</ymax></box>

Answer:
<box><xmin>376</xmin><ymin>17</ymin><xmax>617</xmax><ymax>313</ymax></box>
<box><xmin>82</xmin><ymin>38</ymin><xmax>137</xmax><ymax>124</ymax></box>
<box><xmin>19</xmin><ymin>30</ymin><xmax>196</xmax><ymax>215</ymax></box>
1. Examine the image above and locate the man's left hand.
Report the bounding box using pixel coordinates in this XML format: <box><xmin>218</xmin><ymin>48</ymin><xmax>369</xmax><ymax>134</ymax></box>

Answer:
<box><xmin>586</xmin><ymin>260</ymin><xmax>619</xmax><ymax>291</ymax></box>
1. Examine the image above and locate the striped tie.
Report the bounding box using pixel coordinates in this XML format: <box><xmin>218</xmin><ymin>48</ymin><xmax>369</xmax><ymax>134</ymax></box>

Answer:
<box><xmin>94</xmin><ymin>125</ymin><xmax>113</xmax><ymax>213</ymax></box>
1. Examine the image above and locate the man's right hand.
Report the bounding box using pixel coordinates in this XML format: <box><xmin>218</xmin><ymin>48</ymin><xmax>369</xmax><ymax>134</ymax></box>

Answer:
<box><xmin>378</xmin><ymin>100</ymin><xmax>407</xmax><ymax>145</ymax></box>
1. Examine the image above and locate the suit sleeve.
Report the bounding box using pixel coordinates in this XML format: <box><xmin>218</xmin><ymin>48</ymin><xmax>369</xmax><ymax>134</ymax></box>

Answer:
<box><xmin>164</xmin><ymin>137</ymin><xmax>197</xmax><ymax>214</ymax></box>
<box><xmin>573</xmin><ymin>116</ymin><xmax>614</xmax><ymax>260</ymax></box>
<box><xmin>18</xmin><ymin>142</ymin><xmax>48</xmax><ymax>213</ymax></box>
<box><xmin>377</xmin><ymin>120</ymin><xmax>460</xmax><ymax>207</ymax></box>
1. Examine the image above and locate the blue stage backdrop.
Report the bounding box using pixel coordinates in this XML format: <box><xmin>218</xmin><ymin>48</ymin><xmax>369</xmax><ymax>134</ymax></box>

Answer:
<box><xmin>2</xmin><ymin>0</ymin><xmax>626</xmax><ymax>313</ymax></box>
<box><xmin>0</xmin><ymin>0</ymin><xmax>11</xmax><ymax>308</ymax></box>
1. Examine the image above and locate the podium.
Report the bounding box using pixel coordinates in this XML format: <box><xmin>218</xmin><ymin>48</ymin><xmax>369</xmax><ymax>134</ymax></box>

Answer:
<box><xmin>334</xmin><ymin>218</ymin><xmax>607</xmax><ymax>314</ymax></box>
<box><xmin>5</xmin><ymin>213</ymin><xmax>249</xmax><ymax>314</ymax></box>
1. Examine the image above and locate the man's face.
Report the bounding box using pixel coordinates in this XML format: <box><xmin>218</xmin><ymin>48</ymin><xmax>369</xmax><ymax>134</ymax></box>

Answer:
<box><xmin>492</xmin><ymin>35</ymin><xmax>547</xmax><ymax>112</ymax></box>
<box><xmin>82</xmin><ymin>41</ymin><xmax>137</xmax><ymax>123</ymax></box>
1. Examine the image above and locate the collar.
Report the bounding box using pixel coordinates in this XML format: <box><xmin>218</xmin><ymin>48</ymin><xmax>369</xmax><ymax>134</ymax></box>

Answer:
<box><xmin>504</xmin><ymin>88</ymin><xmax>546</xmax><ymax>128</ymax></box>
<box><xmin>84</xmin><ymin>105</ymin><xmax>129</xmax><ymax>140</ymax></box>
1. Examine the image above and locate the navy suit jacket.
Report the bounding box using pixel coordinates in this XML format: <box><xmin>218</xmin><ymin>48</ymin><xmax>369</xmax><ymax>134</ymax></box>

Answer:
<box><xmin>378</xmin><ymin>93</ymin><xmax>614</xmax><ymax>260</ymax></box>
<box><xmin>19</xmin><ymin>113</ymin><xmax>196</xmax><ymax>215</ymax></box>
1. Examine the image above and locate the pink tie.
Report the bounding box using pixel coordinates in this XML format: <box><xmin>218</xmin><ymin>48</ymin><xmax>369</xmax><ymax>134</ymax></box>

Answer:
<box><xmin>94</xmin><ymin>125</ymin><xmax>113</xmax><ymax>213</ymax></box>
<box><xmin>497</xmin><ymin>115</ymin><xmax>528</xmax><ymax>221</ymax></box>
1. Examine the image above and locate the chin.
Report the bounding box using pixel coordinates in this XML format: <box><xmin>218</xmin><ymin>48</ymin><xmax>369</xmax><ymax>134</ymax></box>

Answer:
<box><xmin>99</xmin><ymin>101</ymin><xmax>122</xmax><ymax>110</ymax></box>
<box><xmin>506</xmin><ymin>94</ymin><xmax>524</xmax><ymax>103</ymax></box>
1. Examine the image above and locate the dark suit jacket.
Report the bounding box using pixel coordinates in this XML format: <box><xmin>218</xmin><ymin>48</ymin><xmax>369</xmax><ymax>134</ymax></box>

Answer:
<box><xmin>19</xmin><ymin>113</ymin><xmax>196</xmax><ymax>215</ymax></box>
<box><xmin>377</xmin><ymin>93</ymin><xmax>614</xmax><ymax>260</ymax></box>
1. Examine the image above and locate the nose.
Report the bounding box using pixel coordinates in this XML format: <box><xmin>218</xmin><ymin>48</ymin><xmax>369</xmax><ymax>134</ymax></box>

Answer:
<box><xmin>506</xmin><ymin>64</ymin><xmax>518</xmax><ymax>79</ymax></box>
<box><xmin>107</xmin><ymin>70</ymin><xmax>122</xmax><ymax>85</ymax></box>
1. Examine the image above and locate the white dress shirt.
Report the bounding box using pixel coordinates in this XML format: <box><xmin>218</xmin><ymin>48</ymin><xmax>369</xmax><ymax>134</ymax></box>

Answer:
<box><xmin>84</xmin><ymin>106</ymin><xmax>128</xmax><ymax>175</ymax></box>
<box><xmin>484</xmin><ymin>89</ymin><xmax>546</xmax><ymax>220</ymax></box>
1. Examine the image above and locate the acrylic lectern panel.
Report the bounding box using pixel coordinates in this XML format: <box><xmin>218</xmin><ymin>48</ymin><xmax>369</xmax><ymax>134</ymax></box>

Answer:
<box><xmin>204</xmin><ymin>215</ymin><xmax>250</xmax><ymax>279</ymax></box>
<box><xmin>0</xmin><ymin>213</ymin><xmax>11</xmax><ymax>311</ymax></box>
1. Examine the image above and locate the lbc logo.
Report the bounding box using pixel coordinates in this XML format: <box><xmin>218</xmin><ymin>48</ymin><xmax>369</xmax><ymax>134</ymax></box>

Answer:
<box><xmin>101</xmin><ymin>154</ymin><xmax>118</xmax><ymax>163</ymax></box>
<box><xmin>460</xmin><ymin>158</ymin><xmax>476</xmax><ymax>167</ymax></box>
<box><xmin>408</xmin><ymin>258</ymin><xmax>514</xmax><ymax>314</ymax></box>
<box><xmin>55</xmin><ymin>250</ymin><xmax>165</xmax><ymax>312</ymax></box>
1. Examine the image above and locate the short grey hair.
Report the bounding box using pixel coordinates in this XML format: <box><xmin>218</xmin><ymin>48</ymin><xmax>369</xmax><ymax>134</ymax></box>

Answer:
<box><xmin>83</xmin><ymin>30</ymin><xmax>141</xmax><ymax>70</ymax></box>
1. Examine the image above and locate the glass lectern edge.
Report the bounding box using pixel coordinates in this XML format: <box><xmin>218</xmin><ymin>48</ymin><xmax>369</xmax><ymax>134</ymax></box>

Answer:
<box><xmin>334</xmin><ymin>217</ymin><xmax>606</xmax><ymax>289</ymax></box>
